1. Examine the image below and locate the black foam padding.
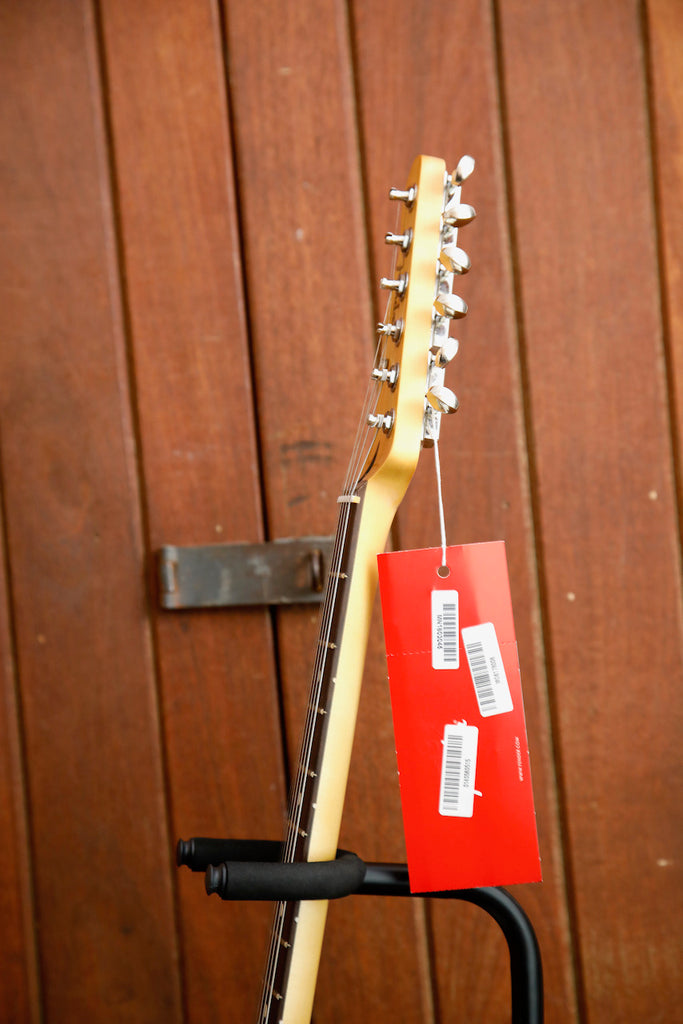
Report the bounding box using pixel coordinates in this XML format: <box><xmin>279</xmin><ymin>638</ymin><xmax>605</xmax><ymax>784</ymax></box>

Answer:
<box><xmin>205</xmin><ymin>850</ymin><xmax>366</xmax><ymax>901</ymax></box>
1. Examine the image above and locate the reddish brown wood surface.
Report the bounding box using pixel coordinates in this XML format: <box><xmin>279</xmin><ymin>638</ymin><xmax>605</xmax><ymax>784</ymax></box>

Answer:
<box><xmin>1</xmin><ymin>1</ymin><xmax>681</xmax><ymax>1022</ymax></box>
<box><xmin>97</xmin><ymin>2</ymin><xmax>287</xmax><ymax>1019</ymax></box>
<box><xmin>497</xmin><ymin>1</ymin><xmax>683</xmax><ymax>1021</ymax></box>
<box><xmin>0</xmin><ymin>501</ymin><xmax>39</xmax><ymax>1022</ymax></box>
<box><xmin>648</xmin><ymin>0</ymin><xmax>683</xmax><ymax>478</ymax></box>
<box><xmin>0</xmin><ymin>1</ymin><xmax>182</xmax><ymax>1018</ymax></box>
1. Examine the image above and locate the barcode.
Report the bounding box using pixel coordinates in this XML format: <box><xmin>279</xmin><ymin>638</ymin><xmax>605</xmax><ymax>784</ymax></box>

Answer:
<box><xmin>465</xmin><ymin>639</ymin><xmax>497</xmax><ymax>710</ymax></box>
<box><xmin>441</xmin><ymin>603</ymin><xmax>458</xmax><ymax>662</ymax></box>
<box><xmin>431</xmin><ymin>590</ymin><xmax>459</xmax><ymax>669</ymax></box>
<box><xmin>462</xmin><ymin>622</ymin><xmax>514</xmax><ymax>718</ymax></box>
<box><xmin>438</xmin><ymin>723</ymin><xmax>478</xmax><ymax>817</ymax></box>
<box><xmin>440</xmin><ymin>732</ymin><xmax>464</xmax><ymax>811</ymax></box>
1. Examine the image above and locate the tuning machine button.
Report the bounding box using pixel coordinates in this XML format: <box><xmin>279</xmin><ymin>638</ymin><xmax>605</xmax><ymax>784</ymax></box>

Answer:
<box><xmin>385</xmin><ymin>229</ymin><xmax>412</xmax><ymax>252</ymax></box>
<box><xmin>380</xmin><ymin>275</ymin><xmax>408</xmax><ymax>296</ymax></box>
<box><xmin>430</xmin><ymin>336</ymin><xmax>459</xmax><ymax>367</ymax></box>
<box><xmin>439</xmin><ymin>244</ymin><xmax>470</xmax><ymax>275</ymax></box>
<box><xmin>434</xmin><ymin>292</ymin><xmax>468</xmax><ymax>319</ymax></box>
<box><xmin>426</xmin><ymin>385</ymin><xmax>459</xmax><ymax>414</ymax></box>
<box><xmin>443</xmin><ymin>199</ymin><xmax>476</xmax><ymax>228</ymax></box>
<box><xmin>453</xmin><ymin>154</ymin><xmax>475</xmax><ymax>185</ymax></box>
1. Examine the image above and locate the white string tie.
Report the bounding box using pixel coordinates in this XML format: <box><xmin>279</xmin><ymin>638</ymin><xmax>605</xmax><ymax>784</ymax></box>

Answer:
<box><xmin>434</xmin><ymin>437</ymin><xmax>448</xmax><ymax>572</ymax></box>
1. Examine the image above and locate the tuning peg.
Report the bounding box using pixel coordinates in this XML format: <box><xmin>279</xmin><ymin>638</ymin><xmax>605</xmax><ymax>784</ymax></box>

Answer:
<box><xmin>385</xmin><ymin>229</ymin><xmax>412</xmax><ymax>251</ymax></box>
<box><xmin>368</xmin><ymin>410</ymin><xmax>395</xmax><ymax>432</ymax></box>
<box><xmin>434</xmin><ymin>292</ymin><xmax>468</xmax><ymax>319</ymax></box>
<box><xmin>426</xmin><ymin>385</ymin><xmax>459</xmax><ymax>414</ymax></box>
<box><xmin>443</xmin><ymin>199</ymin><xmax>476</xmax><ymax>228</ymax></box>
<box><xmin>389</xmin><ymin>186</ymin><xmax>416</xmax><ymax>205</ymax></box>
<box><xmin>377</xmin><ymin>320</ymin><xmax>403</xmax><ymax>340</ymax></box>
<box><xmin>430</xmin><ymin>336</ymin><xmax>460</xmax><ymax>366</ymax></box>
<box><xmin>380</xmin><ymin>276</ymin><xmax>408</xmax><ymax>296</ymax></box>
<box><xmin>453</xmin><ymin>155</ymin><xmax>475</xmax><ymax>185</ymax></box>
<box><xmin>439</xmin><ymin>244</ymin><xmax>470</xmax><ymax>274</ymax></box>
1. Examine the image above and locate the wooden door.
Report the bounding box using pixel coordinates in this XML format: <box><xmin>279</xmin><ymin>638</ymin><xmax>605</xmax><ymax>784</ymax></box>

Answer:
<box><xmin>1</xmin><ymin>1</ymin><xmax>680</xmax><ymax>1021</ymax></box>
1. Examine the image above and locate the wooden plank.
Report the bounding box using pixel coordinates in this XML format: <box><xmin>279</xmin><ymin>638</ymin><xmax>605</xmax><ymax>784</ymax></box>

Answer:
<box><xmin>0</xmin><ymin>1</ymin><xmax>183</xmax><ymax>1019</ymax></box>
<box><xmin>97</xmin><ymin>1</ymin><xmax>287</xmax><ymax>1019</ymax></box>
<box><xmin>497</xmin><ymin>2</ymin><xmax>683</xmax><ymax>1021</ymax></box>
<box><xmin>223</xmin><ymin>0</ymin><xmax>433</xmax><ymax>1019</ymax></box>
<box><xmin>647</xmin><ymin>0</ymin><xmax>683</xmax><ymax>476</ymax></box>
<box><xmin>350</xmin><ymin>1</ymin><xmax>578</xmax><ymax>1021</ymax></box>
<box><xmin>0</xmin><ymin>500</ymin><xmax>40</xmax><ymax>1022</ymax></box>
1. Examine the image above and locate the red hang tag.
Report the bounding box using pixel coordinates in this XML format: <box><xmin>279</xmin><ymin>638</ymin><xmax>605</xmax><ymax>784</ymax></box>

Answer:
<box><xmin>377</xmin><ymin>542</ymin><xmax>541</xmax><ymax>893</ymax></box>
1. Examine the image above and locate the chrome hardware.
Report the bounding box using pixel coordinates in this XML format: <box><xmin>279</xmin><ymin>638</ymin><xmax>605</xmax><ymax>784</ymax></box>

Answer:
<box><xmin>368</xmin><ymin>410</ymin><xmax>395</xmax><ymax>433</ymax></box>
<box><xmin>376</xmin><ymin>319</ymin><xmax>403</xmax><ymax>341</ymax></box>
<box><xmin>430</xmin><ymin>337</ymin><xmax>459</xmax><ymax>367</ymax></box>
<box><xmin>426</xmin><ymin>385</ymin><xmax>459</xmax><ymax>414</ymax></box>
<box><xmin>434</xmin><ymin>292</ymin><xmax>468</xmax><ymax>319</ymax></box>
<box><xmin>385</xmin><ymin>229</ymin><xmax>412</xmax><ymax>252</ymax></box>
<box><xmin>439</xmin><ymin>244</ymin><xmax>470</xmax><ymax>275</ymax></box>
<box><xmin>453</xmin><ymin>154</ymin><xmax>476</xmax><ymax>185</ymax></box>
<box><xmin>442</xmin><ymin>200</ymin><xmax>476</xmax><ymax>228</ymax></box>
<box><xmin>380</xmin><ymin>275</ymin><xmax>408</xmax><ymax>296</ymax></box>
<box><xmin>371</xmin><ymin>362</ymin><xmax>400</xmax><ymax>388</ymax></box>
<box><xmin>388</xmin><ymin>186</ymin><xmax>416</xmax><ymax>205</ymax></box>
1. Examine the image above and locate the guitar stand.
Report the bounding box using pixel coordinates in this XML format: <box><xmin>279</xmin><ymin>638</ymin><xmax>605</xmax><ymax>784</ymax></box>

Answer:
<box><xmin>177</xmin><ymin>837</ymin><xmax>543</xmax><ymax>1023</ymax></box>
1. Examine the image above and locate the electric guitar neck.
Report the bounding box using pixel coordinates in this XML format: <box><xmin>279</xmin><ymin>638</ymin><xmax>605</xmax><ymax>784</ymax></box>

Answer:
<box><xmin>257</xmin><ymin>153</ymin><xmax>476</xmax><ymax>1024</ymax></box>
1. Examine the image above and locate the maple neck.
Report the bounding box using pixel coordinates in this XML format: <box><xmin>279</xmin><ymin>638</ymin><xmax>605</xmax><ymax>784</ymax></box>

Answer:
<box><xmin>257</xmin><ymin>475</ymin><xmax>402</xmax><ymax>1024</ymax></box>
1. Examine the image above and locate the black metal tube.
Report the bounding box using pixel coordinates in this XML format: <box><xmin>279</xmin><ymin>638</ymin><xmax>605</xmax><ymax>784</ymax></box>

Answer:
<box><xmin>358</xmin><ymin>863</ymin><xmax>543</xmax><ymax>1024</ymax></box>
<box><xmin>176</xmin><ymin>837</ymin><xmax>283</xmax><ymax>872</ymax></box>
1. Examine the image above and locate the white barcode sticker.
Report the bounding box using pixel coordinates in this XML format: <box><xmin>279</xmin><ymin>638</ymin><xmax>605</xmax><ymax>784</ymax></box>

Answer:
<box><xmin>461</xmin><ymin>622</ymin><xmax>514</xmax><ymax>717</ymax></box>
<box><xmin>439</xmin><ymin>723</ymin><xmax>478</xmax><ymax>817</ymax></box>
<box><xmin>431</xmin><ymin>590</ymin><xmax>459</xmax><ymax>669</ymax></box>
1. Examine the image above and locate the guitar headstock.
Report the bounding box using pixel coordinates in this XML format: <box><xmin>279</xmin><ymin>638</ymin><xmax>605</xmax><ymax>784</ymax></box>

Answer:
<box><xmin>357</xmin><ymin>154</ymin><xmax>475</xmax><ymax>494</ymax></box>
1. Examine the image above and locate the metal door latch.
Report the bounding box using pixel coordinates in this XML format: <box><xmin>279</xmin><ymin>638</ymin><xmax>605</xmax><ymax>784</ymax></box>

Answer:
<box><xmin>157</xmin><ymin>536</ymin><xmax>334</xmax><ymax>609</ymax></box>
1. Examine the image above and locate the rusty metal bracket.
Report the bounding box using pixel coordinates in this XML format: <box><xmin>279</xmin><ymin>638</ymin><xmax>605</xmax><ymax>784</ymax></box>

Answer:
<box><xmin>157</xmin><ymin>536</ymin><xmax>334</xmax><ymax>609</ymax></box>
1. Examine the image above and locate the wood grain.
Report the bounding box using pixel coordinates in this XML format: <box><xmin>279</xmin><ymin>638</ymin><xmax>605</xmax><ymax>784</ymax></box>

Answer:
<box><xmin>97</xmin><ymin>0</ymin><xmax>287</xmax><ymax>1018</ymax></box>
<box><xmin>0</xmin><ymin>499</ymin><xmax>39</xmax><ymax>1021</ymax></box>
<box><xmin>0</xmin><ymin>1</ymin><xmax>182</xmax><ymax>1018</ymax></box>
<box><xmin>497</xmin><ymin>1</ymin><xmax>683</xmax><ymax>1020</ymax></box>
<box><xmin>350</xmin><ymin>0</ymin><xmax>578</xmax><ymax>1020</ymax></box>
<box><xmin>647</xmin><ymin>0</ymin><xmax>683</xmax><ymax>481</ymax></box>
<box><xmin>223</xmin><ymin>0</ymin><xmax>433</xmax><ymax>1018</ymax></box>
